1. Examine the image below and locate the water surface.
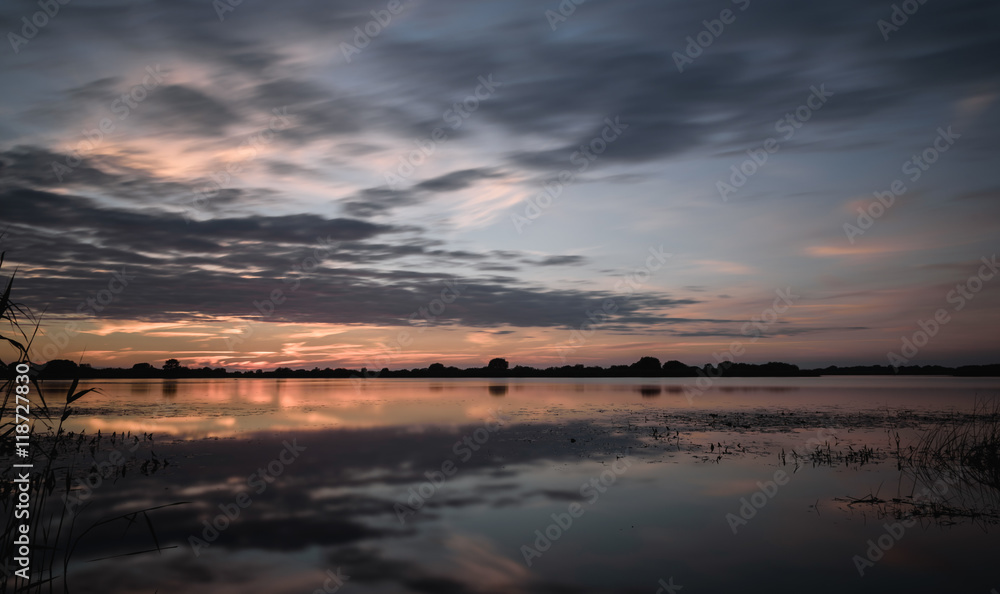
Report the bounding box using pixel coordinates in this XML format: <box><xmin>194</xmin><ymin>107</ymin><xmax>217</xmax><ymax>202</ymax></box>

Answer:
<box><xmin>39</xmin><ymin>377</ymin><xmax>1000</xmax><ymax>593</ymax></box>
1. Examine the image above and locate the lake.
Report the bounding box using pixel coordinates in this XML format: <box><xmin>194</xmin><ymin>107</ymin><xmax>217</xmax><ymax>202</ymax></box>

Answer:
<box><xmin>29</xmin><ymin>377</ymin><xmax>1000</xmax><ymax>593</ymax></box>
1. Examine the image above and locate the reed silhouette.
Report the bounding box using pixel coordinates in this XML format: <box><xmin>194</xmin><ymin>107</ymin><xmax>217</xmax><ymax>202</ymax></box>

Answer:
<box><xmin>0</xmin><ymin>246</ymin><xmax>185</xmax><ymax>593</ymax></box>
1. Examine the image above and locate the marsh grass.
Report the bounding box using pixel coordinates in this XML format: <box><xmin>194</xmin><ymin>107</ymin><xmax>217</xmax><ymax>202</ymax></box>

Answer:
<box><xmin>900</xmin><ymin>397</ymin><xmax>1000</xmax><ymax>519</ymax></box>
<box><xmin>907</xmin><ymin>397</ymin><xmax>1000</xmax><ymax>490</ymax></box>
<box><xmin>839</xmin><ymin>398</ymin><xmax>1000</xmax><ymax>525</ymax></box>
<box><xmin>0</xmin><ymin>248</ymin><xmax>186</xmax><ymax>593</ymax></box>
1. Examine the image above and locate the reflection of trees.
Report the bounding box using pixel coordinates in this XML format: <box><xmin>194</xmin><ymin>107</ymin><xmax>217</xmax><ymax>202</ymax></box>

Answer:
<box><xmin>487</xmin><ymin>384</ymin><xmax>508</xmax><ymax>396</ymax></box>
<box><xmin>637</xmin><ymin>385</ymin><xmax>662</xmax><ymax>398</ymax></box>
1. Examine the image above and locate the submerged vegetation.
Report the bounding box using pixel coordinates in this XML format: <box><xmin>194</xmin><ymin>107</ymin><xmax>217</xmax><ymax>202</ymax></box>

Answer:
<box><xmin>907</xmin><ymin>397</ymin><xmax>1000</xmax><ymax>492</ymax></box>
<box><xmin>836</xmin><ymin>398</ymin><xmax>1000</xmax><ymax>525</ymax></box>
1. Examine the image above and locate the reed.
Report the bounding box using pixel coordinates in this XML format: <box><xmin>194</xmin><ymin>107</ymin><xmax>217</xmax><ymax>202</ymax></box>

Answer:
<box><xmin>897</xmin><ymin>397</ymin><xmax>1000</xmax><ymax>517</ymax></box>
<box><xmin>0</xmin><ymin>247</ymin><xmax>184</xmax><ymax>593</ymax></box>
<box><xmin>908</xmin><ymin>397</ymin><xmax>1000</xmax><ymax>489</ymax></box>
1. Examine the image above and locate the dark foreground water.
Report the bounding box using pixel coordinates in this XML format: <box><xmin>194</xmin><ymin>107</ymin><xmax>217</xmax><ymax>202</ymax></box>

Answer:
<box><xmin>21</xmin><ymin>377</ymin><xmax>1000</xmax><ymax>593</ymax></box>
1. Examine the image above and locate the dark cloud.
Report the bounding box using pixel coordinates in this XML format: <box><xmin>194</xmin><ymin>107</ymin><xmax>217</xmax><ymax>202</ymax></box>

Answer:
<box><xmin>3</xmin><ymin>0</ymin><xmax>996</xmax><ymax>167</ymax></box>
<box><xmin>0</xmin><ymin>145</ymin><xmax>279</xmax><ymax>211</ymax></box>
<box><xmin>263</xmin><ymin>159</ymin><xmax>322</xmax><ymax>177</ymax></box>
<box><xmin>223</xmin><ymin>50</ymin><xmax>286</xmax><ymax>73</ymax></box>
<box><xmin>341</xmin><ymin>187</ymin><xmax>423</xmax><ymax>218</ymax></box>
<box><xmin>336</xmin><ymin>141</ymin><xmax>384</xmax><ymax>156</ymax></box>
<box><xmin>66</xmin><ymin>77</ymin><xmax>122</xmax><ymax>103</ymax></box>
<box><xmin>5</xmin><ymin>0</ymin><xmax>997</xmax><ymax>156</ymax></box>
<box><xmin>671</xmin><ymin>326</ymin><xmax>869</xmax><ymax>338</ymax></box>
<box><xmin>1</xmin><ymin>0</ymin><xmax>997</xmax><ymax>353</ymax></box>
<box><xmin>0</xmin><ymin>186</ymin><xmax>697</xmax><ymax>329</ymax></box>
<box><xmin>0</xmin><ymin>145</ymin><xmax>120</xmax><ymax>188</ymax></box>
<box><xmin>413</xmin><ymin>167</ymin><xmax>505</xmax><ymax>192</ymax></box>
<box><xmin>533</xmin><ymin>255</ymin><xmax>587</xmax><ymax>267</ymax></box>
<box><xmin>343</xmin><ymin>168</ymin><xmax>508</xmax><ymax>219</ymax></box>
<box><xmin>135</xmin><ymin>85</ymin><xmax>242</xmax><ymax>137</ymax></box>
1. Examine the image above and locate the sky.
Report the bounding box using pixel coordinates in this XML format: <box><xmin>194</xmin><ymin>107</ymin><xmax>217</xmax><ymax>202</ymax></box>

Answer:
<box><xmin>0</xmin><ymin>0</ymin><xmax>998</xmax><ymax>370</ymax></box>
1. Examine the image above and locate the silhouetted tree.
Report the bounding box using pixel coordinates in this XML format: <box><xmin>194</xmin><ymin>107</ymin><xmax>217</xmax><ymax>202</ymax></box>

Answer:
<box><xmin>130</xmin><ymin>362</ymin><xmax>156</xmax><ymax>378</ymax></box>
<box><xmin>487</xmin><ymin>358</ymin><xmax>509</xmax><ymax>374</ymax></box>
<box><xmin>662</xmin><ymin>360</ymin><xmax>696</xmax><ymax>377</ymax></box>
<box><xmin>163</xmin><ymin>358</ymin><xmax>180</xmax><ymax>373</ymax></box>
<box><xmin>38</xmin><ymin>359</ymin><xmax>78</xmax><ymax>379</ymax></box>
<box><xmin>631</xmin><ymin>356</ymin><xmax>662</xmax><ymax>377</ymax></box>
<box><xmin>21</xmin><ymin>358</ymin><xmax>991</xmax><ymax>380</ymax></box>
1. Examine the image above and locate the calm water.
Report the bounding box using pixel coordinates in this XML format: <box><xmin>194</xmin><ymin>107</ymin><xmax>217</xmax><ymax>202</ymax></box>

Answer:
<box><xmin>36</xmin><ymin>377</ymin><xmax>1000</xmax><ymax>593</ymax></box>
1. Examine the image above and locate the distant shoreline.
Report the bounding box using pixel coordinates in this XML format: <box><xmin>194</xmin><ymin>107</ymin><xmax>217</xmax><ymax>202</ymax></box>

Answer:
<box><xmin>9</xmin><ymin>358</ymin><xmax>1000</xmax><ymax>380</ymax></box>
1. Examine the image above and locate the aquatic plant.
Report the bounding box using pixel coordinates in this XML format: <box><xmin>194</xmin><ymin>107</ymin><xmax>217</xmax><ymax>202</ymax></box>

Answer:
<box><xmin>0</xmin><ymin>246</ymin><xmax>183</xmax><ymax>593</ymax></box>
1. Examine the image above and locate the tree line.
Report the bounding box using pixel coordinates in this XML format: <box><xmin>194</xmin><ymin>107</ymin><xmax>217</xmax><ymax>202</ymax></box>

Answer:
<box><xmin>4</xmin><ymin>357</ymin><xmax>999</xmax><ymax>380</ymax></box>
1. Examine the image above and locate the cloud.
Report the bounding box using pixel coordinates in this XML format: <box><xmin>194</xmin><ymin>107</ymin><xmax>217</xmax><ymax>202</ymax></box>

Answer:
<box><xmin>0</xmin><ymin>184</ymin><xmax>699</xmax><ymax>330</ymax></box>
<box><xmin>533</xmin><ymin>255</ymin><xmax>587</xmax><ymax>267</ymax></box>
<box><xmin>342</xmin><ymin>169</ymin><xmax>508</xmax><ymax>218</ymax></box>
<box><xmin>413</xmin><ymin>167</ymin><xmax>505</xmax><ymax>192</ymax></box>
<box><xmin>1</xmin><ymin>0</ymin><xmax>998</xmax><ymax>365</ymax></box>
<box><xmin>341</xmin><ymin>187</ymin><xmax>423</xmax><ymax>218</ymax></box>
<box><xmin>693</xmin><ymin>260</ymin><xmax>756</xmax><ymax>275</ymax></box>
<box><xmin>135</xmin><ymin>85</ymin><xmax>243</xmax><ymax>138</ymax></box>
